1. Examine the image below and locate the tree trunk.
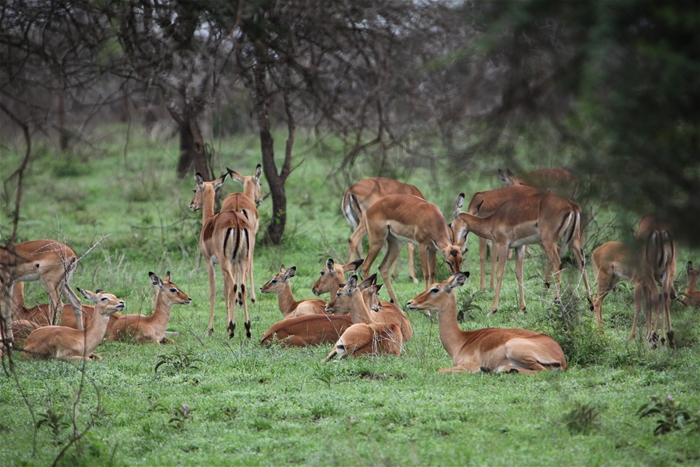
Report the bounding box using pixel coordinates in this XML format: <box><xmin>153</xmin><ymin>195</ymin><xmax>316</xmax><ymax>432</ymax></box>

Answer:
<box><xmin>176</xmin><ymin>118</ymin><xmax>209</xmax><ymax>179</ymax></box>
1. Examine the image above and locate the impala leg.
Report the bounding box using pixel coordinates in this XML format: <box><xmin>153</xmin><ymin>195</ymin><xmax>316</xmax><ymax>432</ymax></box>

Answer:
<box><xmin>478</xmin><ymin>237</ymin><xmax>487</xmax><ymax>290</ymax></box>
<box><xmin>43</xmin><ymin>279</ymin><xmax>64</xmax><ymax>327</ymax></box>
<box><xmin>489</xmin><ymin>244</ymin><xmax>508</xmax><ymax>315</ymax></box>
<box><xmin>378</xmin><ymin>240</ymin><xmax>403</xmax><ymax>304</ymax></box>
<box><xmin>663</xmin><ymin>292</ymin><xmax>674</xmax><ymax>348</ymax></box>
<box><xmin>348</xmin><ymin>222</ymin><xmax>367</xmax><ymax>263</ymax></box>
<box><xmin>541</xmin><ymin>240</ymin><xmax>562</xmax><ymax>305</ymax></box>
<box><xmin>592</xmin><ymin>267</ymin><xmax>617</xmax><ymax>328</ymax></box>
<box><xmin>571</xmin><ymin>244</ymin><xmax>593</xmax><ymax>309</ymax></box>
<box><xmin>223</xmin><ymin>267</ymin><xmax>237</xmax><ymax>339</ymax></box>
<box><xmin>362</xmin><ymin>225</ymin><xmax>386</xmax><ymax>281</ymax></box>
<box><xmin>489</xmin><ymin>241</ymin><xmax>497</xmax><ymax>290</ymax></box>
<box><xmin>630</xmin><ymin>281</ymin><xmax>646</xmax><ymax>341</ymax></box>
<box><xmin>514</xmin><ymin>246</ymin><xmax>526</xmax><ymax>313</ymax></box>
<box><xmin>206</xmin><ymin>261</ymin><xmax>217</xmax><ymax>335</ymax></box>
<box><xmin>406</xmin><ymin>242</ymin><xmax>419</xmax><ymax>284</ymax></box>
<box><xmin>247</xmin><ymin>227</ymin><xmax>257</xmax><ymax>304</ymax></box>
<box><xmin>236</xmin><ymin>263</ymin><xmax>251</xmax><ymax>339</ymax></box>
<box><xmin>418</xmin><ymin>244</ymin><xmax>432</xmax><ymax>291</ymax></box>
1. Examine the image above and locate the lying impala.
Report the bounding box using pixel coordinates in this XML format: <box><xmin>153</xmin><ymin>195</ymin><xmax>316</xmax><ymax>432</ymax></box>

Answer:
<box><xmin>635</xmin><ymin>215</ymin><xmax>677</xmax><ymax>347</ymax></box>
<box><xmin>191</xmin><ymin>173</ymin><xmax>253</xmax><ymax>338</ymax></box>
<box><xmin>499</xmin><ymin>168</ymin><xmax>579</xmax><ymax>200</ymax></box>
<box><xmin>458</xmin><ymin>185</ymin><xmax>542</xmax><ymax>290</ymax></box>
<box><xmin>406</xmin><ymin>272</ymin><xmax>567</xmax><ymax>373</ymax></box>
<box><xmin>682</xmin><ymin>261</ymin><xmax>700</xmax><ymax>307</ymax></box>
<box><xmin>311</xmin><ymin>258</ymin><xmax>364</xmax><ymax>297</ymax></box>
<box><xmin>362</xmin><ymin>194</ymin><xmax>464</xmax><ymax>304</ymax></box>
<box><xmin>259</xmin><ymin>266</ymin><xmax>328</xmax><ymax>319</ymax></box>
<box><xmin>592</xmin><ymin>241</ymin><xmax>661</xmax><ymax>343</ymax></box>
<box><xmin>322</xmin><ymin>275</ymin><xmax>402</xmax><ymax>361</ymax></box>
<box><xmin>452</xmin><ymin>192</ymin><xmax>592</xmax><ymax>315</ymax></box>
<box><xmin>23</xmin><ymin>288</ymin><xmax>124</xmax><ymax>361</ymax></box>
<box><xmin>1</xmin><ymin>240</ymin><xmax>84</xmax><ymax>329</ymax></box>
<box><xmin>109</xmin><ymin>272</ymin><xmax>191</xmax><ymax>343</ymax></box>
<box><xmin>343</xmin><ymin>177</ymin><xmax>425</xmax><ymax>283</ymax></box>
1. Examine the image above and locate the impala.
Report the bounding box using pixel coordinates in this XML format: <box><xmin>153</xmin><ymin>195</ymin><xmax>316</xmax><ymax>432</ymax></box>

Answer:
<box><xmin>634</xmin><ymin>215</ymin><xmax>677</xmax><ymax>347</ymax></box>
<box><xmin>311</xmin><ymin>258</ymin><xmax>364</xmax><ymax>297</ymax></box>
<box><xmin>322</xmin><ymin>275</ymin><xmax>402</xmax><ymax>362</ymax></box>
<box><xmin>1</xmin><ymin>240</ymin><xmax>84</xmax><ymax>330</ymax></box>
<box><xmin>452</xmin><ymin>192</ymin><xmax>592</xmax><ymax>315</ymax></box>
<box><xmin>1</xmin><ymin>246</ymin><xmax>36</xmax><ymax>347</ymax></box>
<box><xmin>343</xmin><ymin>177</ymin><xmax>424</xmax><ymax>283</ymax></box>
<box><xmin>260</xmin><ymin>314</ymin><xmax>353</xmax><ymax>347</ymax></box>
<box><xmin>406</xmin><ymin>272</ymin><xmax>567</xmax><ymax>373</ymax></box>
<box><xmin>591</xmin><ymin>241</ymin><xmax>661</xmax><ymax>343</ymax></box>
<box><xmin>109</xmin><ymin>272</ymin><xmax>191</xmax><ymax>343</ymax></box>
<box><xmin>225</xmin><ymin>164</ymin><xmax>263</xmax><ymax>302</ymax></box>
<box><xmin>361</xmin><ymin>194</ymin><xmax>464</xmax><ymax>304</ymax></box>
<box><xmin>23</xmin><ymin>288</ymin><xmax>124</xmax><ymax>361</ymax></box>
<box><xmin>682</xmin><ymin>261</ymin><xmax>700</xmax><ymax>307</ymax></box>
<box><xmin>499</xmin><ymin>168</ymin><xmax>579</xmax><ymax>199</ymax></box>
<box><xmin>458</xmin><ymin>185</ymin><xmax>542</xmax><ymax>290</ymax></box>
<box><xmin>191</xmin><ymin>173</ymin><xmax>253</xmax><ymax>338</ymax></box>
<box><xmin>259</xmin><ymin>266</ymin><xmax>328</xmax><ymax>319</ymax></box>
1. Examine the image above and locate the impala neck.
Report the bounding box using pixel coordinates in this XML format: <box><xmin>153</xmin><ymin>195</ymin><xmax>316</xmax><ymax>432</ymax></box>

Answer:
<box><xmin>202</xmin><ymin>185</ymin><xmax>216</xmax><ymax>222</ymax></box>
<box><xmin>437</xmin><ymin>294</ymin><xmax>471</xmax><ymax>364</ymax></box>
<box><xmin>149</xmin><ymin>291</ymin><xmax>173</xmax><ymax>328</ymax></box>
<box><xmin>83</xmin><ymin>310</ymin><xmax>111</xmax><ymax>356</ymax></box>
<box><xmin>11</xmin><ymin>282</ymin><xmax>28</xmax><ymax>318</ymax></box>
<box><xmin>348</xmin><ymin>293</ymin><xmax>373</xmax><ymax>324</ymax></box>
<box><xmin>243</xmin><ymin>181</ymin><xmax>256</xmax><ymax>204</ymax></box>
<box><xmin>277</xmin><ymin>282</ymin><xmax>299</xmax><ymax>317</ymax></box>
<box><xmin>460</xmin><ymin>213</ymin><xmax>495</xmax><ymax>241</ymax></box>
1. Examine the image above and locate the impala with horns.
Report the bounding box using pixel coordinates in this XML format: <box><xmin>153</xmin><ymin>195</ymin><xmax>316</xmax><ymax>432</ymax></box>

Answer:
<box><xmin>322</xmin><ymin>275</ymin><xmax>402</xmax><ymax>362</ymax></box>
<box><xmin>592</xmin><ymin>241</ymin><xmax>662</xmax><ymax>344</ymax></box>
<box><xmin>452</xmin><ymin>192</ymin><xmax>592</xmax><ymax>315</ymax></box>
<box><xmin>0</xmin><ymin>240</ymin><xmax>84</xmax><ymax>331</ymax></box>
<box><xmin>458</xmin><ymin>185</ymin><xmax>542</xmax><ymax>290</ymax></box>
<box><xmin>343</xmin><ymin>177</ymin><xmax>425</xmax><ymax>283</ymax></box>
<box><xmin>499</xmin><ymin>168</ymin><xmax>579</xmax><ymax>200</ymax></box>
<box><xmin>23</xmin><ymin>288</ymin><xmax>124</xmax><ymax>361</ymax></box>
<box><xmin>407</xmin><ymin>272</ymin><xmax>567</xmax><ymax>373</ymax></box>
<box><xmin>682</xmin><ymin>261</ymin><xmax>700</xmax><ymax>307</ymax></box>
<box><xmin>361</xmin><ymin>194</ymin><xmax>464</xmax><ymax>304</ymax></box>
<box><xmin>191</xmin><ymin>172</ymin><xmax>253</xmax><ymax>338</ymax></box>
<box><xmin>311</xmin><ymin>258</ymin><xmax>364</xmax><ymax>297</ymax></box>
<box><xmin>635</xmin><ymin>215</ymin><xmax>677</xmax><ymax>347</ymax></box>
<box><xmin>109</xmin><ymin>272</ymin><xmax>191</xmax><ymax>344</ymax></box>
<box><xmin>259</xmin><ymin>266</ymin><xmax>328</xmax><ymax>319</ymax></box>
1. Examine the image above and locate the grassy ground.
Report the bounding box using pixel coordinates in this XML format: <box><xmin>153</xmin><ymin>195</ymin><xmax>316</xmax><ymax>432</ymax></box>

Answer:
<box><xmin>1</xmin><ymin>127</ymin><xmax>699</xmax><ymax>466</ymax></box>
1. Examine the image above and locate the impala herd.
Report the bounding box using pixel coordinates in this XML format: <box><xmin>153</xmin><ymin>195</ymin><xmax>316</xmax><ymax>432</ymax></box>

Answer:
<box><xmin>0</xmin><ymin>165</ymin><xmax>696</xmax><ymax>374</ymax></box>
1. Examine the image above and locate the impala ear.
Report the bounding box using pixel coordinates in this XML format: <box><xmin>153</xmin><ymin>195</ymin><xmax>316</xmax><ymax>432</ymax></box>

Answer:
<box><xmin>326</xmin><ymin>258</ymin><xmax>335</xmax><ymax>273</ymax></box>
<box><xmin>453</xmin><ymin>193</ymin><xmax>465</xmax><ymax>219</ymax></box>
<box><xmin>213</xmin><ymin>172</ymin><xmax>227</xmax><ymax>190</ymax></box>
<box><xmin>347</xmin><ymin>275</ymin><xmax>358</xmax><ymax>292</ymax></box>
<box><xmin>195</xmin><ymin>173</ymin><xmax>205</xmax><ymax>187</ymax></box>
<box><xmin>448</xmin><ymin>272</ymin><xmax>469</xmax><ymax>290</ymax></box>
<box><xmin>498</xmin><ymin>168</ymin><xmax>511</xmax><ymax>185</ymax></box>
<box><xmin>78</xmin><ymin>287</ymin><xmax>96</xmax><ymax>302</ymax></box>
<box><xmin>285</xmin><ymin>267</ymin><xmax>297</xmax><ymax>280</ymax></box>
<box><xmin>255</xmin><ymin>164</ymin><xmax>262</xmax><ymax>181</ymax></box>
<box><xmin>149</xmin><ymin>272</ymin><xmax>163</xmax><ymax>288</ymax></box>
<box><xmin>688</xmin><ymin>261</ymin><xmax>694</xmax><ymax>275</ymax></box>
<box><xmin>226</xmin><ymin>167</ymin><xmax>245</xmax><ymax>184</ymax></box>
<box><xmin>165</xmin><ymin>271</ymin><xmax>171</xmax><ymax>282</ymax></box>
<box><xmin>346</xmin><ymin>258</ymin><xmax>364</xmax><ymax>271</ymax></box>
<box><xmin>358</xmin><ymin>274</ymin><xmax>376</xmax><ymax>291</ymax></box>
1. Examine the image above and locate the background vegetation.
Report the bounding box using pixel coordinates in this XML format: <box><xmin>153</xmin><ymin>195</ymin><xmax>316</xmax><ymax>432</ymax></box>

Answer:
<box><xmin>0</xmin><ymin>129</ymin><xmax>699</xmax><ymax>466</ymax></box>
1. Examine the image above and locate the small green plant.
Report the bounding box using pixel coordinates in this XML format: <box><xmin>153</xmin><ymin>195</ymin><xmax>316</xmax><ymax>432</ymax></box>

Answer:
<box><xmin>36</xmin><ymin>407</ymin><xmax>71</xmax><ymax>445</ymax></box>
<box><xmin>313</xmin><ymin>363</ymin><xmax>336</xmax><ymax>388</ymax></box>
<box><xmin>638</xmin><ymin>394</ymin><xmax>700</xmax><ymax>436</ymax></box>
<box><xmin>456</xmin><ymin>289</ymin><xmax>483</xmax><ymax>322</ymax></box>
<box><xmin>169</xmin><ymin>403</ymin><xmax>194</xmax><ymax>431</ymax></box>
<box><xmin>154</xmin><ymin>349</ymin><xmax>202</xmax><ymax>376</ymax></box>
<box><xmin>562</xmin><ymin>402</ymin><xmax>601</xmax><ymax>435</ymax></box>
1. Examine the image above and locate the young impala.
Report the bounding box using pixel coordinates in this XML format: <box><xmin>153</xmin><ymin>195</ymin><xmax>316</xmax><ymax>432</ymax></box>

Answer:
<box><xmin>311</xmin><ymin>258</ymin><xmax>364</xmax><ymax>297</ymax></box>
<box><xmin>406</xmin><ymin>272</ymin><xmax>567</xmax><ymax>373</ymax></box>
<box><xmin>259</xmin><ymin>266</ymin><xmax>328</xmax><ymax>319</ymax></box>
<box><xmin>682</xmin><ymin>261</ymin><xmax>700</xmax><ymax>307</ymax></box>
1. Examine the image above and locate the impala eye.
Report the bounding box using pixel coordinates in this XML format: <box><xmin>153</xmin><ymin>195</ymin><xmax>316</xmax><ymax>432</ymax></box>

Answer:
<box><xmin>430</xmin><ymin>288</ymin><xmax>439</xmax><ymax>294</ymax></box>
<box><xmin>320</xmin><ymin>271</ymin><xmax>325</xmax><ymax>276</ymax></box>
<box><xmin>193</xmin><ymin>189</ymin><xmax>196</xmax><ymax>193</ymax></box>
<box><xmin>101</xmin><ymin>296</ymin><xmax>108</xmax><ymax>301</ymax></box>
<box><xmin>271</xmin><ymin>280</ymin><xmax>277</xmax><ymax>284</ymax></box>
<box><xmin>170</xmin><ymin>288</ymin><xmax>177</xmax><ymax>293</ymax></box>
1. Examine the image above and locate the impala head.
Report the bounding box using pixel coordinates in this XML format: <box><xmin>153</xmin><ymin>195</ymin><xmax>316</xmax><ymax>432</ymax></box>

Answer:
<box><xmin>149</xmin><ymin>271</ymin><xmax>192</xmax><ymax>305</ymax></box>
<box><xmin>363</xmin><ymin>278</ymin><xmax>383</xmax><ymax>312</ymax></box>
<box><xmin>498</xmin><ymin>168</ymin><xmax>520</xmax><ymax>186</ymax></box>
<box><xmin>325</xmin><ymin>274</ymin><xmax>371</xmax><ymax>314</ymax></box>
<box><xmin>687</xmin><ymin>261</ymin><xmax>699</xmax><ymax>289</ymax></box>
<box><xmin>260</xmin><ymin>265</ymin><xmax>295</xmax><ymax>294</ymax></box>
<box><xmin>449</xmin><ymin>193</ymin><xmax>471</xmax><ymax>253</ymax></box>
<box><xmin>311</xmin><ymin>258</ymin><xmax>364</xmax><ymax>296</ymax></box>
<box><xmin>77</xmin><ymin>288</ymin><xmax>125</xmax><ymax>316</ymax></box>
<box><xmin>189</xmin><ymin>172</ymin><xmax>228</xmax><ymax>212</ymax></box>
<box><xmin>227</xmin><ymin>164</ymin><xmax>263</xmax><ymax>207</ymax></box>
<box><xmin>406</xmin><ymin>272</ymin><xmax>470</xmax><ymax>313</ymax></box>
<box><xmin>432</xmin><ymin>237</ymin><xmax>464</xmax><ymax>275</ymax></box>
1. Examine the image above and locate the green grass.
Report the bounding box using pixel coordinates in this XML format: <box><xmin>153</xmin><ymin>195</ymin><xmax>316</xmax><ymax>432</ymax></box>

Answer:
<box><xmin>1</xmin><ymin>128</ymin><xmax>699</xmax><ymax>466</ymax></box>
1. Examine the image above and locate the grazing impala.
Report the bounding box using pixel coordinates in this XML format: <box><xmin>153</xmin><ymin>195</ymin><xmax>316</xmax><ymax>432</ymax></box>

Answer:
<box><xmin>458</xmin><ymin>185</ymin><xmax>542</xmax><ymax>290</ymax></box>
<box><xmin>343</xmin><ymin>177</ymin><xmax>424</xmax><ymax>283</ymax></box>
<box><xmin>361</xmin><ymin>194</ymin><xmax>463</xmax><ymax>304</ymax></box>
<box><xmin>635</xmin><ymin>215</ymin><xmax>677</xmax><ymax>347</ymax></box>
<box><xmin>11</xmin><ymin>281</ymin><xmax>123</xmax><ymax>332</ymax></box>
<box><xmin>190</xmin><ymin>173</ymin><xmax>253</xmax><ymax>338</ymax></box>
<box><xmin>406</xmin><ymin>272</ymin><xmax>567</xmax><ymax>373</ymax></box>
<box><xmin>259</xmin><ymin>266</ymin><xmax>328</xmax><ymax>319</ymax></box>
<box><xmin>23</xmin><ymin>288</ymin><xmax>124</xmax><ymax>361</ymax></box>
<box><xmin>109</xmin><ymin>272</ymin><xmax>191</xmax><ymax>343</ymax></box>
<box><xmin>1</xmin><ymin>240</ymin><xmax>84</xmax><ymax>330</ymax></box>
<box><xmin>452</xmin><ymin>192</ymin><xmax>592</xmax><ymax>315</ymax></box>
<box><xmin>682</xmin><ymin>261</ymin><xmax>700</xmax><ymax>307</ymax></box>
<box><xmin>592</xmin><ymin>241</ymin><xmax>661</xmax><ymax>343</ymax></box>
<box><xmin>224</xmin><ymin>164</ymin><xmax>262</xmax><ymax>302</ymax></box>
<box><xmin>322</xmin><ymin>275</ymin><xmax>402</xmax><ymax>362</ymax></box>
<box><xmin>311</xmin><ymin>258</ymin><xmax>364</xmax><ymax>297</ymax></box>
<box><xmin>499</xmin><ymin>168</ymin><xmax>579</xmax><ymax>200</ymax></box>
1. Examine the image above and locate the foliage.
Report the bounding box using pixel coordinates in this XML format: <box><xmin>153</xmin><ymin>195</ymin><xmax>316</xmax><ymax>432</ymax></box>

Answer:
<box><xmin>456</xmin><ymin>288</ymin><xmax>484</xmax><ymax>322</ymax></box>
<box><xmin>168</xmin><ymin>403</ymin><xmax>194</xmax><ymax>432</ymax></box>
<box><xmin>154</xmin><ymin>349</ymin><xmax>202</xmax><ymax>376</ymax></box>
<box><xmin>36</xmin><ymin>407</ymin><xmax>71</xmax><ymax>446</ymax></box>
<box><xmin>562</xmin><ymin>402</ymin><xmax>601</xmax><ymax>435</ymax></box>
<box><xmin>638</xmin><ymin>394</ymin><xmax>700</xmax><ymax>436</ymax></box>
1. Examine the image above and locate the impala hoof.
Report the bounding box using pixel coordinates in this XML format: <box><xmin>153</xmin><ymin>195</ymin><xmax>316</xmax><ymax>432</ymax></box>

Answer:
<box><xmin>245</xmin><ymin>321</ymin><xmax>251</xmax><ymax>339</ymax></box>
<box><xmin>227</xmin><ymin>322</ymin><xmax>236</xmax><ymax>339</ymax></box>
<box><xmin>207</xmin><ymin>328</ymin><xmax>214</xmax><ymax>336</ymax></box>
<box><xmin>544</xmin><ymin>282</ymin><xmax>550</xmax><ymax>289</ymax></box>
<box><xmin>487</xmin><ymin>310</ymin><xmax>497</xmax><ymax>316</ymax></box>
<box><xmin>410</xmin><ymin>277</ymin><xmax>419</xmax><ymax>284</ymax></box>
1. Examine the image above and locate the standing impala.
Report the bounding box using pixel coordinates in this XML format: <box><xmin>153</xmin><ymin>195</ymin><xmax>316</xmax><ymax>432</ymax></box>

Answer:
<box><xmin>499</xmin><ymin>168</ymin><xmax>579</xmax><ymax>200</ymax></box>
<box><xmin>407</xmin><ymin>272</ymin><xmax>567</xmax><ymax>373</ymax></box>
<box><xmin>23</xmin><ymin>288</ymin><xmax>124</xmax><ymax>361</ymax></box>
<box><xmin>361</xmin><ymin>194</ymin><xmax>463</xmax><ymax>304</ymax></box>
<box><xmin>191</xmin><ymin>173</ymin><xmax>253</xmax><ymax>338</ymax></box>
<box><xmin>343</xmin><ymin>177</ymin><xmax>424</xmax><ymax>283</ymax></box>
<box><xmin>452</xmin><ymin>192</ymin><xmax>592</xmax><ymax>315</ymax></box>
<box><xmin>0</xmin><ymin>240</ymin><xmax>84</xmax><ymax>341</ymax></box>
